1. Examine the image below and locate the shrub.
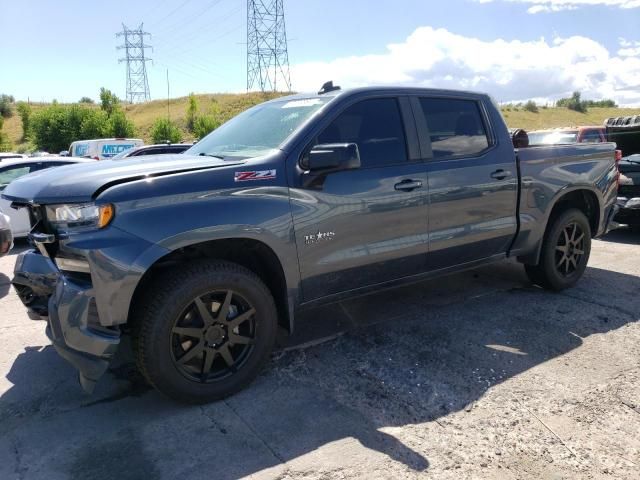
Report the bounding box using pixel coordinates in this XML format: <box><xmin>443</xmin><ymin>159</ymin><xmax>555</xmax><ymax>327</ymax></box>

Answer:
<box><xmin>16</xmin><ymin>102</ymin><xmax>31</xmax><ymax>140</ymax></box>
<box><xmin>0</xmin><ymin>94</ymin><xmax>14</xmax><ymax>118</ymax></box>
<box><xmin>151</xmin><ymin>118</ymin><xmax>183</xmax><ymax>144</ymax></box>
<box><xmin>0</xmin><ymin>117</ymin><xmax>13</xmax><ymax>152</ymax></box>
<box><xmin>80</xmin><ymin>110</ymin><xmax>109</xmax><ymax>139</ymax></box>
<box><xmin>193</xmin><ymin>115</ymin><xmax>221</xmax><ymax>140</ymax></box>
<box><xmin>79</xmin><ymin>96</ymin><xmax>95</xmax><ymax>104</ymax></box>
<box><xmin>107</xmin><ymin>110</ymin><xmax>135</xmax><ymax>138</ymax></box>
<box><xmin>29</xmin><ymin>103</ymin><xmax>135</xmax><ymax>151</ymax></box>
<box><xmin>523</xmin><ymin>100</ymin><xmax>538</xmax><ymax>113</ymax></box>
<box><xmin>557</xmin><ymin>91</ymin><xmax>588</xmax><ymax>113</ymax></box>
<box><xmin>186</xmin><ymin>93</ymin><xmax>198</xmax><ymax>133</ymax></box>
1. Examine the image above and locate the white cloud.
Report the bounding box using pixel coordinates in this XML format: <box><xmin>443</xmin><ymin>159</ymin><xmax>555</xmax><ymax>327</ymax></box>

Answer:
<box><xmin>619</xmin><ymin>38</ymin><xmax>640</xmax><ymax>57</ymax></box>
<box><xmin>476</xmin><ymin>0</ymin><xmax>640</xmax><ymax>14</ymax></box>
<box><xmin>290</xmin><ymin>27</ymin><xmax>640</xmax><ymax>106</ymax></box>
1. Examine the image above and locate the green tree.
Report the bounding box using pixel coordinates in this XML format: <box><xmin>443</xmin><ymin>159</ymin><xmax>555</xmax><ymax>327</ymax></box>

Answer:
<box><xmin>557</xmin><ymin>91</ymin><xmax>587</xmax><ymax>113</ymax></box>
<box><xmin>80</xmin><ymin>110</ymin><xmax>109</xmax><ymax>139</ymax></box>
<box><xmin>523</xmin><ymin>100</ymin><xmax>539</xmax><ymax>113</ymax></box>
<box><xmin>79</xmin><ymin>96</ymin><xmax>95</xmax><ymax>104</ymax></box>
<box><xmin>16</xmin><ymin>102</ymin><xmax>32</xmax><ymax>140</ymax></box>
<box><xmin>99</xmin><ymin>88</ymin><xmax>120</xmax><ymax>116</ymax></box>
<box><xmin>186</xmin><ymin>93</ymin><xmax>198</xmax><ymax>133</ymax></box>
<box><xmin>193</xmin><ymin>115</ymin><xmax>221</xmax><ymax>140</ymax></box>
<box><xmin>0</xmin><ymin>94</ymin><xmax>14</xmax><ymax>118</ymax></box>
<box><xmin>107</xmin><ymin>109</ymin><xmax>135</xmax><ymax>138</ymax></box>
<box><xmin>151</xmin><ymin>118</ymin><xmax>183</xmax><ymax>144</ymax></box>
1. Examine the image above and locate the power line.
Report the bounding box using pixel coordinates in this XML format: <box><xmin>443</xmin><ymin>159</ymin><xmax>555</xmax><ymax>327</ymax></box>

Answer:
<box><xmin>247</xmin><ymin>0</ymin><xmax>291</xmax><ymax>92</ymax></box>
<box><xmin>116</xmin><ymin>23</ymin><xmax>152</xmax><ymax>103</ymax></box>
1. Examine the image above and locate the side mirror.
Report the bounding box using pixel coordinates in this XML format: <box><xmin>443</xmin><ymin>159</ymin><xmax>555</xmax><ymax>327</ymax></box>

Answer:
<box><xmin>304</xmin><ymin>143</ymin><xmax>360</xmax><ymax>172</ymax></box>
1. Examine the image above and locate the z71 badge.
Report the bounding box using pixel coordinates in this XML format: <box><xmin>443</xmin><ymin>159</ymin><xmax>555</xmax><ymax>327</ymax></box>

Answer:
<box><xmin>234</xmin><ymin>170</ymin><xmax>277</xmax><ymax>182</ymax></box>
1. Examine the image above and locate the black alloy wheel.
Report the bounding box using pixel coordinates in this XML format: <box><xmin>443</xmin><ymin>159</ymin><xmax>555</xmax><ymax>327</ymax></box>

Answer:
<box><xmin>171</xmin><ymin>290</ymin><xmax>257</xmax><ymax>383</ymax></box>
<box><xmin>525</xmin><ymin>208</ymin><xmax>592</xmax><ymax>291</ymax></box>
<box><xmin>132</xmin><ymin>260</ymin><xmax>278</xmax><ymax>403</ymax></box>
<box><xmin>554</xmin><ymin>222</ymin><xmax>586</xmax><ymax>277</ymax></box>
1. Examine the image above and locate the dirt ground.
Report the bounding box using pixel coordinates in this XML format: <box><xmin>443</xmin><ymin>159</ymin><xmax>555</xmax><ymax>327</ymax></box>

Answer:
<box><xmin>0</xmin><ymin>230</ymin><xmax>638</xmax><ymax>480</ymax></box>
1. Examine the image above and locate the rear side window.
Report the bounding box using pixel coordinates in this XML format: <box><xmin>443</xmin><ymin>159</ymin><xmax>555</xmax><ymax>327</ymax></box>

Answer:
<box><xmin>582</xmin><ymin>130</ymin><xmax>603</xmax><ymax>143</ymax></box>
<box><xmin>316</xmin><ymin>98</ymin><xmax>408</xmax><ymax>168</ymax></box>
<box><xmin>419</xmin><ymin>98</ymin><xmax>490</xmax><ymax>158</ymax></box>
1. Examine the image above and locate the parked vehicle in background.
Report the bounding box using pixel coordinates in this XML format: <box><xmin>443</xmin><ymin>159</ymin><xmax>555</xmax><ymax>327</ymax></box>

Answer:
<box><xmin>0</xmin><ymin>208</ymin><xmax>12</xmax><ymax>257</ymax></box>
<box><xmin>69</xmin><ymin>138</ymin><xmax>144</xmax><ymax>160</ymax></box>
<box><xmin>0</xmin><ymin>153</ymin><xmax>27</xmax><ymax>161</ymax></box>
<box><xmin>4</xmin><ymin>85</ymin><xmax>619</xmax><ymax>403</ymax></box>
<box><xmin>0</xmin><ymin>157</ymin><xmax>94</xmax><ymax>237</ymax></box>
<box><xmin>615</xmin><ymin>154</ymin><xmax>640</xmax><ymax>230</ymax></box>
<box><xmin>605</xmin><ymin>116</ymin><xmax>640</xmax><ymax>157</ymax></box>
<box><xmin>111</xmin><ymin>143</ymin><xmax>192</xmax><ymax>159</ymax></box>
<box><xmin>528</xmin><ymin>126</ymin><xmax>606</xmax><ymax>145</ymax></box>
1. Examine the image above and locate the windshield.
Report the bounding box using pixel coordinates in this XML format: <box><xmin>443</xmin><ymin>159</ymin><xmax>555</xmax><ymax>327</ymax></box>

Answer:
<box><xmin>529</xmin><ymin>131</ymin><xmax>579</xmax><ymax>145</ymax></box>
<box><xmin>186</xmin><ymin>97</ymin><xmax>331</xmax><ymax>159</ymax></box>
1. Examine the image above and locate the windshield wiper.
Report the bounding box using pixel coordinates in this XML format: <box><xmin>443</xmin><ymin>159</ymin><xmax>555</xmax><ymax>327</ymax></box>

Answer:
<box><xmin>199</xmin><ymin>153</ymin><xmax>226</xmax><ymax>159</ymax></box>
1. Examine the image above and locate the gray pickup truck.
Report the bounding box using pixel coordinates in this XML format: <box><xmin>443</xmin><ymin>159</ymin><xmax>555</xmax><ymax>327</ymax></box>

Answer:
<box><xmin>4</xmin><ymin>84</ymin><xmax>619</xmax><ymax>403</ymax></box>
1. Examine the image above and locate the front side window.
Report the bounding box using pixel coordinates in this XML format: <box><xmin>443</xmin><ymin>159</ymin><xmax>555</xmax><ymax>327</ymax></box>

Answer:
<box><xmin>419</xmin><ymin>98</ymin><xmax>490</xmax><ymax>158</ymax></box>
<box><xmin>315</xmin><ymin>98</ymin><xmax>408</xmax><ymax>168</ymax></box>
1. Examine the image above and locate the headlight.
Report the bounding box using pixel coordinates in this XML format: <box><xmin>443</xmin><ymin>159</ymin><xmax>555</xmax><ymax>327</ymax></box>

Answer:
<box><xmin>46</xmin><ymin>203</ymin><xmax>114</xmax><ymax>230</ymax></box>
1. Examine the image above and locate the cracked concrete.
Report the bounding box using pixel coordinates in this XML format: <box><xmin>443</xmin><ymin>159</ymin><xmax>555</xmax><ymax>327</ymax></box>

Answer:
<box><xmin>0</xmin><ymin>229</ymin><xmax>639</xmax><ymax>479</ymax></box>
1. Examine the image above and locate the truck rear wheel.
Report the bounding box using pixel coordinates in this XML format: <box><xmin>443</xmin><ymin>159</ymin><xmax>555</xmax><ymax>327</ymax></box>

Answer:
<box><xmin>132</xmin><ymin>260</ymin><xmax>278</xmax><ymax>403</ymax></box>
<box><xmin>525</xmin><ymin>208</ymin><xmax>591</xmax><ymax>291</ymax></box>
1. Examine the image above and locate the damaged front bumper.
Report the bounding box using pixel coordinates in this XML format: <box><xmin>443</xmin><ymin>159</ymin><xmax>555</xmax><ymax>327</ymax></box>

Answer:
<box><xmin>12</xmin><ymin>249</ymin><xmax>120</xmax><ymax>392</ymax></box>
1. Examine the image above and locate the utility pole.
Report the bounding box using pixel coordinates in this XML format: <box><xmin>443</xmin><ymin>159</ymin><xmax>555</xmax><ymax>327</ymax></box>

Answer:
<box><xmin>246</xmin><ymin>0</ymin><xmax>291</xmax><ymax>92</ymax></box>
<box><xmin>116</xmin><ymin>23</ymin><xmax>152</xmax><ymax>103</ymax></box>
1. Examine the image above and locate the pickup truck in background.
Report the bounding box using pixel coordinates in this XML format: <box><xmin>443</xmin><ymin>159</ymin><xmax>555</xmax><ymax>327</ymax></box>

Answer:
<box><xmin>3</xmin><ymin>84</ymin><xmax>619</xmax><ymax>403</ymax></box>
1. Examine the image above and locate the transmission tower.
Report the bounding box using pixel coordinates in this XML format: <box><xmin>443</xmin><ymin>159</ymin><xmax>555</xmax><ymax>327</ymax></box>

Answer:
<box><xmin>247</xmin><ymin>0</ymin><xmax>291</xmax><ymax>92</ymax></box>
<box><xmin>116</xmin><ymin>24</ymin><xmax>152</xmax><ymax>103</ymax></box>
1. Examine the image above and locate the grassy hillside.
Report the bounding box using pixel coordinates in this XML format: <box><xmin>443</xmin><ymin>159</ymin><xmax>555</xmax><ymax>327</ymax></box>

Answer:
<box><xmin>2</xmin><ymin>93</ymin><xmax>639</xmax><ymax>150</ymax></box>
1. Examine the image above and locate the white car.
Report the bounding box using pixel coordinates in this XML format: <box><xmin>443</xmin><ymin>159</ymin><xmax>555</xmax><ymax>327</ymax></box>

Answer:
<box><xmin>0</xmin><ymin>157</ymin><xmax>94</xmax><ymax>237</ymax></box>
<box><xmin>0</xmin><ymin>207</ymin><xmax>12</xmax><ymax>256</ymax></box>
<box><xmin>0</xmin><ymin>153</ymin><xmax>27</xmax><ymax>160</ymax></box>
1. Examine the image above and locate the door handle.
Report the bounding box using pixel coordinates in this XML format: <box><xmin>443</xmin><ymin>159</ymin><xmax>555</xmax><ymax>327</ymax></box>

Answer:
<box><xmin>394</xmin><ymin>179</ymin><xmax>423</xmax><ymax>192</ymax></box>
<box><xmin>490</xmin><ymin>169</ymin><xmax>512</xmax><ymax>180</ymax></box>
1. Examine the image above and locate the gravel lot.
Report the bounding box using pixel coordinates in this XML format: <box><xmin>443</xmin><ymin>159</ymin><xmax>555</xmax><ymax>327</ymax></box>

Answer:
<box><xmin>0</xmin><ymin>231</ymin><xmax>639</xmax><ymax>480</ymax></box>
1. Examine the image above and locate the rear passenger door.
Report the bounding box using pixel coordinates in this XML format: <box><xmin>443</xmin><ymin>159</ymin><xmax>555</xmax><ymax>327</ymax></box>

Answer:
<box><xmin>290</xmin><ymin>96</ymin><xmax>429</xmax><ymax>301</ymax></box>
<box><xmin>412</xmin><ymin>96</ymin><xmax>518</xmax><ymax>270</ymax></box>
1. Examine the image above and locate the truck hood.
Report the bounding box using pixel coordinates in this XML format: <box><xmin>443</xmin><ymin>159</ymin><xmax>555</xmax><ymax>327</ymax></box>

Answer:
<box><xmin>2</xmin><ymin>155</ymin><xmax>244</xmax><ymax>205</ymax></box>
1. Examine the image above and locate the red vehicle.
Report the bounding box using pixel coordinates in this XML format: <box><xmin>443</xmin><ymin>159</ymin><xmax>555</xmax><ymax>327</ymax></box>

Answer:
<box><xmin>528</xmin><ymin>126</ymin><xmax>606</xmax><ymax>145</ymax></box>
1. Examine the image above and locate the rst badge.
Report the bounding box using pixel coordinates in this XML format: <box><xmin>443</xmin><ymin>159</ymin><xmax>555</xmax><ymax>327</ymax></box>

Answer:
<box><xmin>234</xmin><ymin>170</ymin><xmax>277</xmax><ymax>182</ymax></box>
<box><xmin>304</xmin><ymin>230</ymin><xmax>335</xmax><ymax>245</ymax></box>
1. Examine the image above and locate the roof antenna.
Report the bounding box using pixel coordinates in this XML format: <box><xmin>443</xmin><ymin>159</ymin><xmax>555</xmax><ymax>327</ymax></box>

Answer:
<box><xmin>318</xmin><ymin>81</ymin><xmax>341</xmax><ymax>95</ymax></box>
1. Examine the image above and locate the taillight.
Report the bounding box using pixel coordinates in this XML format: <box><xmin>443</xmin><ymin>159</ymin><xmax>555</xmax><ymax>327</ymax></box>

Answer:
<box><xmin>615</xmin><ymin>149</ymin><xmax>622</xmax><ymax>186</ymax></box>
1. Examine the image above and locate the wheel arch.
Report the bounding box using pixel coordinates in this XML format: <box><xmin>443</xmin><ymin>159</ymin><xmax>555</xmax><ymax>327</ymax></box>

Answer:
<box><xmin>518</xmin><ymin>186</ymin><xmax>601</xmax><ymax>265</ymax></box>
<box><xmin>128</xmin><ymin>237</ymin><xmax>295</xmax><ymax>335</ymax></box>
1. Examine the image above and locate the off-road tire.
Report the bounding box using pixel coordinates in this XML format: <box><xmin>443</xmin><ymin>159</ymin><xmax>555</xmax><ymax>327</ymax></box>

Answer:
<box><xmin>131</xmin><ymin>260</ymin><xmax>278</xmax><ymax>403</ymax></box>
<box><xmin>525</xmin><ymin>208</ymin><xmax>591</xmax><ymax>291</ymax></box>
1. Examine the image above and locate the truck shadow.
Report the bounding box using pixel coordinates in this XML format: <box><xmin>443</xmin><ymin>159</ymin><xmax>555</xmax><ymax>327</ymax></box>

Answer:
<box><xmin>599</xmin><ymin>227</ymin><xmax>640</xmax><ymax>245</ymax></box>
<box><xmin>0</xmin><ymin>262</ymin><xmax>638</xmax><ymax>479</ymax></box>
<box><xmin>0</xmin><ymin>273</ymin><xmax>9</xmax><ymax>299</ymax></box>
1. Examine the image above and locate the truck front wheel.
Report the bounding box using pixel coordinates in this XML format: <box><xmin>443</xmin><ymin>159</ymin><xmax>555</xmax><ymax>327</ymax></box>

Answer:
<box><xmin>525</xmin><ymin>208</ymin><xmax>592</xmax><ymax>291</ymax></box>
<box><xmin>132</xmin><ymin>260</ymin><xmax>278</xmax><ymax>403</ymax></box>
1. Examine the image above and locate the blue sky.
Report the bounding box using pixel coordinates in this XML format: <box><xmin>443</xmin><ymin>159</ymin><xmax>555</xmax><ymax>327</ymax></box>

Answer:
<box><xmin>1</xmin><ymin>0</ymin><xmax>639</xmax><ymax>104</ymax></box>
